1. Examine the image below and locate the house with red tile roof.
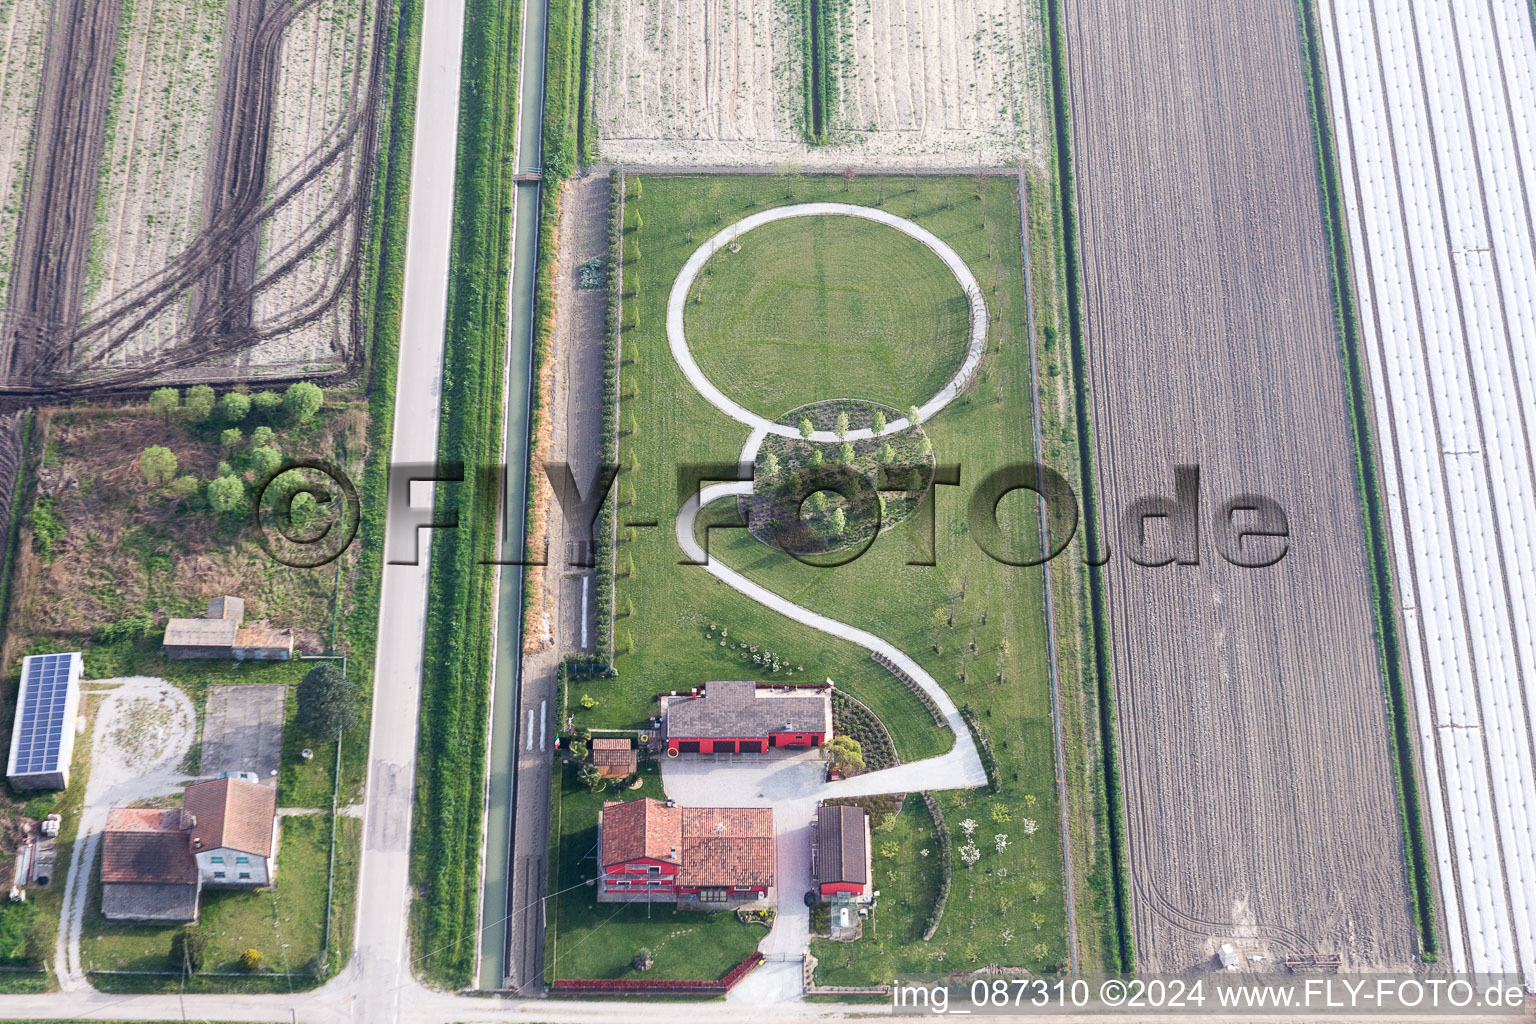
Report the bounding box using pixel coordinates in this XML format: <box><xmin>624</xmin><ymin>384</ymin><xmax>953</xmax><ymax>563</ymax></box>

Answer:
<box><xmin>100</xmin><ymin>808</ymin><xmax>201</xmax><ymax>923</ymax></box>
<box><xmin>660</xmin><ymin>680</ymin><xmax>831</xmax><ymax>755</ymax></box>
<box><xmin>98</xmin><ymin>777</ymin><xmax>280</xmax><ymax>923</ymax></box>
<box><xmin>185</xmin><ymin>776</ymin><xmax>279</xmax><ymax>886</ymax></box>
<box><xmin>598</xmin><ymin>798</ymin><xmax>773</xmax><ymax>905</ymax></box>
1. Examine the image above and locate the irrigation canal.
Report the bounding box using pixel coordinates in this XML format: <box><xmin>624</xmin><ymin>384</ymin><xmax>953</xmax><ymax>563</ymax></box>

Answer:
<box><xmin>477</xmin><ymin>0</ymin><xmax>548</xmax><ymax>990</ymax></box>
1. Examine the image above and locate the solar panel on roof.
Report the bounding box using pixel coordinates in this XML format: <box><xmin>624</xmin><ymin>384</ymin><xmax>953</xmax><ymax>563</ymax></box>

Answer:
<box><xmin>10</xmin><ymin>653</ymin><xmax>80</xmax><ymax>775</ymax></box>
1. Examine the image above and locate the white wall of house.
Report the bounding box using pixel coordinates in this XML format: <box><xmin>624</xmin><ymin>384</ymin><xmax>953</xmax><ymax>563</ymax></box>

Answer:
<box><xmin>196</xmin><ymin>847</ymin><xmax>270</xmax><ymax>886</ymax></box>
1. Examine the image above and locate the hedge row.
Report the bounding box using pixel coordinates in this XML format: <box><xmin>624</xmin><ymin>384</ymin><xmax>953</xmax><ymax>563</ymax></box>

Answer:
<box><xmin>1294</xmin><ymin>0</ymin><xmax>1437</xmax><ymax>960</ymax></box>
<box><xmin>920</xmin><ymin>793</ymin><xmax>952</xmax><ymax>941</ymax></box>
<box><xmin>550</xmin><ymin>952</ymin><xmax>765</xmax><ymax>994</ymax></box>
<box><xmin>411</xmin><ymin>0</ymin><xmax>521</xmax><ymax>986</ymax></box>
<box><xmin>1043</xmin><ymin>0</ymin><xmax>1134</xmax><ymax>972</ymax></box>
<box><xmin>800</xmin><ymin>0</ymin><xmax>840</xmax><ymax>142</ymax></box>
<box><xmin>958</xmin><ymin>705</ymin><xmax>1001</xmax><ymax>794</ymax></box>
<box><xmin>589</xmin><ymin>169</ymin><xmax>623</xmax><ymax>666</ymax></box>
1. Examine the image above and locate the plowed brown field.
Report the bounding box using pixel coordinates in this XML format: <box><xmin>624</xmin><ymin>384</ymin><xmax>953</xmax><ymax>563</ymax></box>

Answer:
<box><xmin>1064</xmin><ymin>0</ymin><xmax>1416</xmax><ymax>971</ymax></box>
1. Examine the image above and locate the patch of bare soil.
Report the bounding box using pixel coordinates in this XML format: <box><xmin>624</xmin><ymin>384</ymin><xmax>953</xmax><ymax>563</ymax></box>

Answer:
<box><xmin>2</xmin><ymin>0</ymin><xmax>389</xmax><ymax>395</ymax></box>
<box><xmin>0</xmin><ymin>0</ymin><xmax>51</xmax><ymax>323</ymax></box>
<box><xmin>591</xmin><ymin>0</ymin><xmax>1048</xmax><ymax>169</ymax></box>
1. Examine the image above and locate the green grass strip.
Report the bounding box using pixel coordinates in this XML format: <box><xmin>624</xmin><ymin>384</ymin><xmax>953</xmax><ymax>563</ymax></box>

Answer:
<box><xmin>411</xmin><ymin>0</ymin><xmax>521</xmax><ymax>987</ymax></box>
<box><xmin>1043</xmin><ymin>0</ymin><xmax>1134</xmax><ymax>973</ymax></box>
<box><xmin>802</xmin><ymin>0</ymin><xmax>838</xmax><ymax>142</ymax></box>
<box><xmin>1293</xmin><ymin>0</ymin><xmax>1438</xmax><ymax>960</ymax></box>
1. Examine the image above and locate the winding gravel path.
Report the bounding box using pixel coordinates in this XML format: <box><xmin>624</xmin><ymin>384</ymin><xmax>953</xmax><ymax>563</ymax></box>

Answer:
<box><xmin>667</xmin><ymin>208</ymin><xmax>992</xmax><ymax>1001</ymax></box>
<box><xmin>670</xmin><ymin>204</ymin><xmax>989</xmax><ymax>798</ymax></box>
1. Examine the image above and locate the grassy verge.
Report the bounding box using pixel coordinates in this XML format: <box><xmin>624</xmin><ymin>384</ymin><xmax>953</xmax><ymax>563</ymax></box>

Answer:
<box><xmin>1043</xmin><ymin>0</ymin><xmax>1133</xmax><ymax>972</ymax></box>
<box><xmin>410</xmin><ymin>0</ymin><xmax>521</xmax><ymax>987</ymax></box>
<box><xmin>1021</xmin><ymin>157</ymin><xmax>1116</xmax><ymax>972</ymax></box>
<box><xmin>1293</xmin><ymin>0</ymin><xmax>1437</xmax><ymax>960</ymax></box>
<box><xmin>576</xmin><ymin>0</ymin><xmax>597</xmax><ymax>163</ymax></box>
<box><xmin>545</xmin><ymin>0</ymin><xmax>582</xmax><ymax>179</ymax></box>
<box><xmin>543</xmin><ymin>761</ymin><xmax>762</xmax><ymax>981</ymax></box>
<box><xmin>0</xmin><ymin>411</ymin><xmax>33</xmax><ymax>647</ymax></box>
<box><xmin>800</xmin><ymin>0</ymin><xmax>841</xmax><ymax>142</ymax></box>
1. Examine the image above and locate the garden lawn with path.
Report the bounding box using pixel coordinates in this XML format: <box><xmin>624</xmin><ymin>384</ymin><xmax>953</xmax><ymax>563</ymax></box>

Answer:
<box><xmin>80</xmin><ymin>813</ymin><xmax>360</xmax><ymax>983</ymax></box>
<box><xmin>685</xmin><ymin>214</ymin><xmax>969</xmax><ymax>418</ymax></box>
<box><xmin>543</xmin><ymin>762</ymin><xmax>762</xmax><ymax>982</ymax></box>
<box><xmin>601</xmin><ymin>173</ymin><xmax>1069</xmax><ymax>981</ymax></box>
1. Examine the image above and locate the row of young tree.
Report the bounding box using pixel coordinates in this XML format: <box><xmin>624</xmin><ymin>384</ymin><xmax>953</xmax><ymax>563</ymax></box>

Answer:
<box><xmin>147</xmin><ymin>381</ymin><xmax>324</xmax><ymax>425</ymax></box>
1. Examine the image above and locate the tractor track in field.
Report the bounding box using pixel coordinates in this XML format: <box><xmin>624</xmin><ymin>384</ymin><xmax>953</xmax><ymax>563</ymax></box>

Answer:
<box><xmin>0</xmin><ymin>0</ymin><xmax>123</xmax><ymax>384</ymax></box>
<box><xmin>0</xmin><ymin>0</ymin><xmax>390</xmax><ymax>396</ymax></box>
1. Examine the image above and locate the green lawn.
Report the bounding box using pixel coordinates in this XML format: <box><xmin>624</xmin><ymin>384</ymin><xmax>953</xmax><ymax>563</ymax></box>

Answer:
<box><xmin>81</xmin><ymin>812</ymin><xmax>356</xmax><ymax>985</ymax></box>
<box><xmin>809</xmin><ymin>795</ymin><xmax>941</xmax><ymax>982</ymax></box>
<box><xmin>544</xmin><ymin>762</ymin><xmax>762</xmax><ymax>981</ymax></box>
<box><xmin>685</xmin><ymin>214</ymin><xmax>969</xmax><ymax>418</ymax></box>
<box><xmin>601</xmin><ymin>173</ymin><xmax>1069</xmax><ymax>980</ymax></box>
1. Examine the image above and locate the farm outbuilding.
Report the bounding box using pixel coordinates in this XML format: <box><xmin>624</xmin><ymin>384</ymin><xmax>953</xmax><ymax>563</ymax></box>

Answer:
<box><xmin>814</xmin><ymin>804</ymin><xmax>872</xmax><ymax>900</ymax></box>
<box><xmin>5</xmin><ymin>652</ymin><xmax>84</xmax><ymax>790</ymax></box>
<box><xmin>591</xmin><ymin>738</ymin><xmax>637</xmax><ymax>778</ymax></box>
<box><xmin>660</xmin><ymin>680</ymin><xmax>831</xmax><ymax>755</ymax></box>
<box><xmin>99</xmin><ymin>808</ymin><xmax>201</xmax><ymax>924</ymax></box>
<box><xmin>161</xmin><ymin>596</ymin><xmax>294</xmax><ymax>661</ymax></box>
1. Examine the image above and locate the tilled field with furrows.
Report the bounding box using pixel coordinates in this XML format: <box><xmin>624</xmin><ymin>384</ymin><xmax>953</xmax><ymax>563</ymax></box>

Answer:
<box><xmin>0</xmin><ymin>0</ymin><xmax>388</xmax><ymax>392</ymax></box>
<box><xmin>1064</xmin><ymin>0</ymin><xmax>1417</xmax><ymax>972</ymax></box>
<box><xmin>833</xmin><ymin>0</ymin><xmax>1047</xmax><ymax>167</ymax></box>
<box><xmin>0</xmin><ymin>0</ymin><xmax>51</xmax><ymax>323</ymax></box>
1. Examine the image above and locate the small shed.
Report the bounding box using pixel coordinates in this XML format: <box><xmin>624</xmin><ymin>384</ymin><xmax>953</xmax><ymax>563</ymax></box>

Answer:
<box><xmin>591</xmin><ymin>738</ymin><xmax>637</xmax><ymax>778</ymax></box>
<box><xmin>6</xmin><ymin>652</ymin><xmax>84</xmax><ymax>791</ymax></box>
<box><xmin>815</xmin><ymin>804</ymin><xmax>872</xmax><ymax>900</ymax></box>
<box><xmin>163</xmin><ymin>596</ymin><xmax>294</xmax><ymax>661</ymax></box>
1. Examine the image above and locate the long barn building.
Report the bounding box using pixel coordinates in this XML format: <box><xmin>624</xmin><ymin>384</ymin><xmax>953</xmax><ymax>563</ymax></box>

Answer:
<box><xmin>660</xmin><ymin>679</ymin><xmax>831</xmax><ymax>755</ymax></box>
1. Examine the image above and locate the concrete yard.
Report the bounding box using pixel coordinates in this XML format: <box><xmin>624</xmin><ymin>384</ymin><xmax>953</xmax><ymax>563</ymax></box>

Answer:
<box><xmin>199</xmin><ymin>683</ymin><xmax>287</xmax><ymax>784</ymax></box>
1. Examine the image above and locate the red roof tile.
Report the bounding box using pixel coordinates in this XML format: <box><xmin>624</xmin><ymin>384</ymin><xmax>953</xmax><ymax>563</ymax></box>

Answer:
<box><xmin>601</xmin><ymin>798</ymin><xmax>681</xmax><ymax>867</ymax></box>
<box><xmin>678</xmin><ymin>807</ymin><xmax>774</xmax><ymax>887</ymax></box>
<box><xmin>101</xmin><ymin>810</ymin><xmax>197</xmax><ymax>885</ymax></box>
<box><xmin>184</xmin><ymin>777</ymin><xmax>276</xmax><ymax>856</ymax></box>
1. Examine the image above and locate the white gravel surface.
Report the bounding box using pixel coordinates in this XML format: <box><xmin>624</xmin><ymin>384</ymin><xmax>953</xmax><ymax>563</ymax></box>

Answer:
<box><xmin>55</xmin><ymin>677</ymin><xmax>196</xmax><ymax>990</ymax></box>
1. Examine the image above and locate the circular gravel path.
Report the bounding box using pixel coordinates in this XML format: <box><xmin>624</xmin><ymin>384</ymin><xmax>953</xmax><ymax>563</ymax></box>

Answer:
<box><xmin>667</xmin><ymin>203</ymin><xmax>988</xmax><ymax>441</ymax></box>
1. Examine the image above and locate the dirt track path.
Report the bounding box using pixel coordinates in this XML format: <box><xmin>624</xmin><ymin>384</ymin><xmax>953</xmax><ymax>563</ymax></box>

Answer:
<box><xmin>54</xmin><ymin>677</ymin><xmax>195</xmax><ymax>991</ymax></box>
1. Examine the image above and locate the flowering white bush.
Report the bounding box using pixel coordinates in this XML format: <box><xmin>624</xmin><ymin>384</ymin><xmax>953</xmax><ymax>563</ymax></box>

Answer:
<box><xmin>995</xmin><ymin>833</ymin><xmax>1010</xmax><ymax>853</ymax></box>
<box><xmin>959</xmin><ymin>842</ymin><xmax>982</xmax><ymax>867</ymax></box>
<box><xmin>1020</xmin><ymin>817</ymin><xmax>1038</xmax><ymax>837</ymax></box>
<box><xmin>959</xmin><ymin>817</ymin><xmax>978</xmax><ymax>838</ymax></box>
